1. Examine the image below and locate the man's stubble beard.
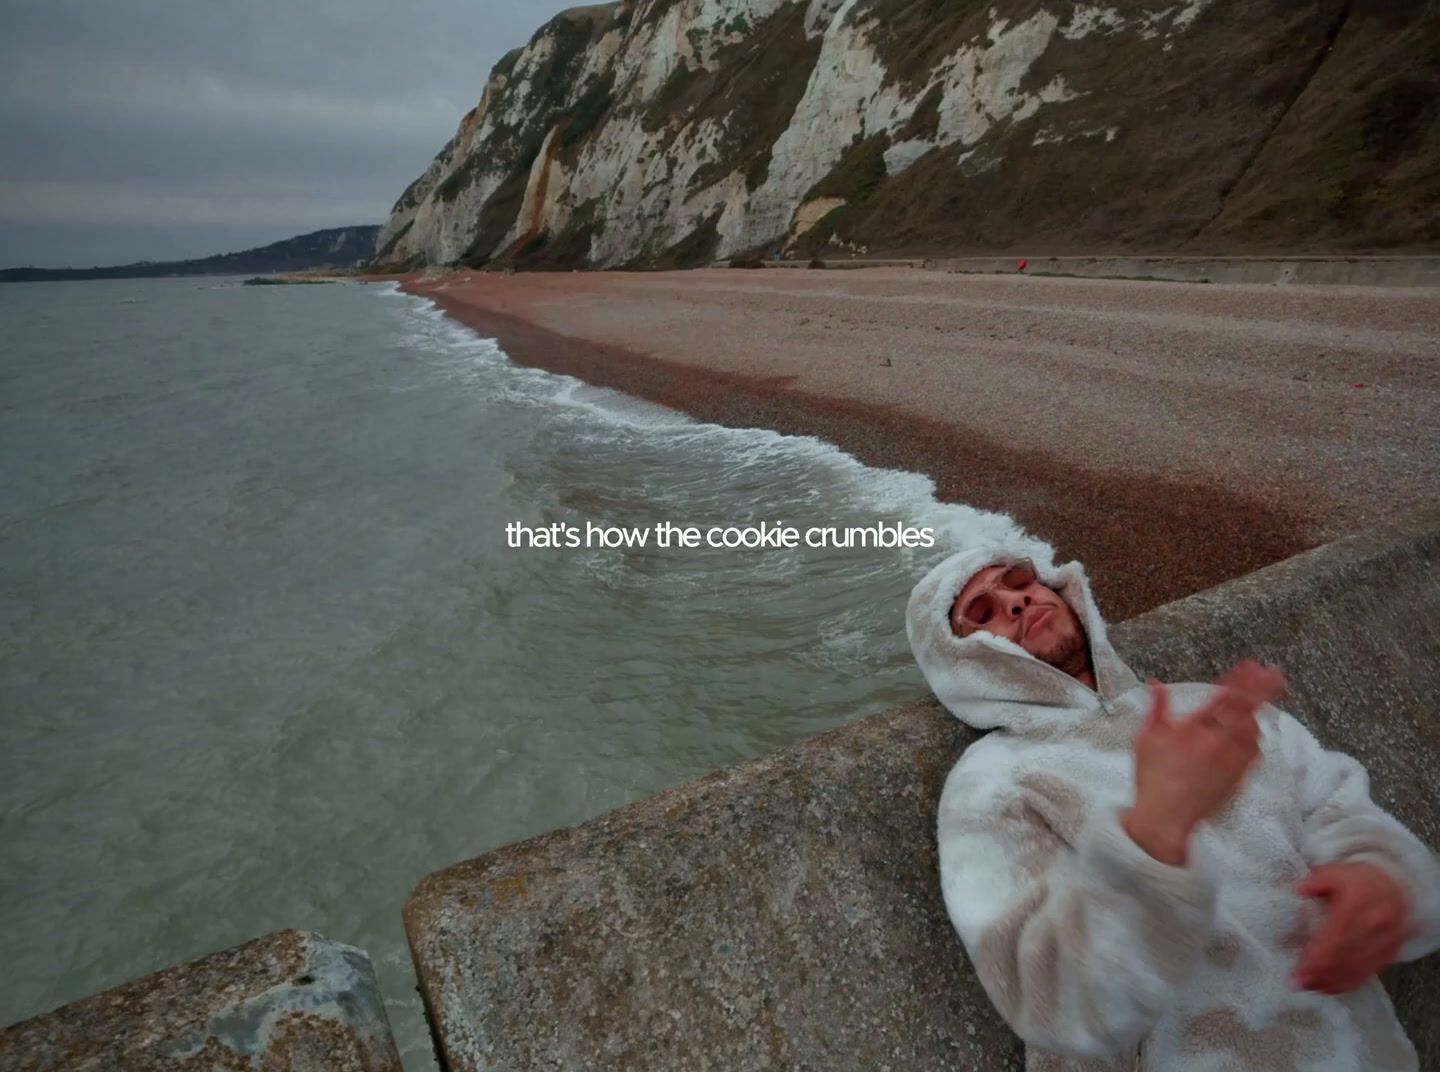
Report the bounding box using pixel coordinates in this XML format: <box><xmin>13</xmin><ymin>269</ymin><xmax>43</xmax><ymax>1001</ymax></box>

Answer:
<box><xmin>1033</xmin><ymin>627</ymin><xmax>1090</xmax><ymax>680</ymax></box>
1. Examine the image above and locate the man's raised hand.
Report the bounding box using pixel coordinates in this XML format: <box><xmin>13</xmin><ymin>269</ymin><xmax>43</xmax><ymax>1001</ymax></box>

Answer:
<box><xmin>1123</xmin><ymin>660</ymin><xmax>1287</xmax><ymax>865</ymax></box>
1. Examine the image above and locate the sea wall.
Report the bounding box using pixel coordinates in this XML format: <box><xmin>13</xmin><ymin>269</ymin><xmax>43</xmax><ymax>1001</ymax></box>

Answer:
<box><xmin>404</xmin><ymin>506</ymin><xmax>1440</xmax><ymax>1070</ymax></box>
<box><xmin>0</xmin><ymin>931</ymin><xmax>402</xmax><ymax>1072</ymax></box>
<box><xmin>928</xmin><ymin>254</ymin><xmax>1440</xmax><ymax>287</ymax></box>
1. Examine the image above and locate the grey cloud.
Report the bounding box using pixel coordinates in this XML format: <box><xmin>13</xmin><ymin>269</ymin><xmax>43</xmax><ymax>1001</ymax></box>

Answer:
<box><xmin>0</xmin><ymin>0</ymin><xmax>577</xmax><ymax>267</ymax></box>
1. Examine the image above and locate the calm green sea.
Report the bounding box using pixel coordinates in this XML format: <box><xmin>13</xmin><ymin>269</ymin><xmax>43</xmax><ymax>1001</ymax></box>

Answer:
<box><xmin>0</xmin><ymin>275</ymin><xmax>968</xmax><ymax>1067</ymax></box>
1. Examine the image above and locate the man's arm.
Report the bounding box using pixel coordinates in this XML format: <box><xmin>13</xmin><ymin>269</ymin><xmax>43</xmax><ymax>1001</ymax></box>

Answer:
<box><xmin>936</xmin><ymin>663</ymin><xmax>1282</xmax><ymax>1058</ymax></box>
<box><xmin>937</xmin><ymin>753</ymin><xmax>1218</xmax><ymax>1061</ymax></box>
<box><xmin>1277</xmin><ymin>711</ymin><xmax>1440</xmax><ymax>964</ymax></box>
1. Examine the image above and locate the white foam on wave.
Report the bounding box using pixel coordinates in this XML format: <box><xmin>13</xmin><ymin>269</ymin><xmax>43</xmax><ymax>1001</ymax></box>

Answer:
<box><xmin>547</xmin><ymin>378</ymin><xmax>694</xmax><ymax>431</ymax></box>
<box><xmin>390</xmin><ymin>293</ymin><xmax>510</xmax><ymax>366</ymax></box>
<box><xmin>375</xmin><ymin>285</ymin><xmax>1022</xmax><ymax>559</ymax></box>
<box><xmin>639</xmin><ymin>420</ymin><xmax>1008</xmax><ymax>559</ymax></box>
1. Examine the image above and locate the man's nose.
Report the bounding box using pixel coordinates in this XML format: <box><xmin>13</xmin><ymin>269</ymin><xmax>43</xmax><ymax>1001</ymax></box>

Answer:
<box><xmin>1001</xmin><ymin>591</ymin><xmax>1033</xmax><ymax>618</ymax></box>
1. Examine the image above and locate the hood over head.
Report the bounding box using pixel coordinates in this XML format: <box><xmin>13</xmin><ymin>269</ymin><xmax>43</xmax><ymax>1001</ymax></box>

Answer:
<box><xmin>906</xmin><ymin>531</ymin><xmax>1139</xmax><ymax>735</ymax></box>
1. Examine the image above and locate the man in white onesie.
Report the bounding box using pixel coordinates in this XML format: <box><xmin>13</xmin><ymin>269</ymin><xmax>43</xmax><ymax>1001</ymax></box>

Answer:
<box><xmin>906</xmin><ymin>535</ymin><xmax>1440</xmax><ymax>1070</ymax></box>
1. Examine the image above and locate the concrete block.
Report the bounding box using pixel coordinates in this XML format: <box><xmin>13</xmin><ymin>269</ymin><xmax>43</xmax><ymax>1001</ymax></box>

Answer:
<box><xmin>0</xmin><ymin>930</ymin><xmax>402</xmax><ymax>1072</ymax></box>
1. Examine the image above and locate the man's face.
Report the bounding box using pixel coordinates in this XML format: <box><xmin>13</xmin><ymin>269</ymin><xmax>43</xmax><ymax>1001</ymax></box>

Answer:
<box><xmin>950</xmin><ymin>563</ymin><xmax>1090</xmax><ymax>671</ymax></box>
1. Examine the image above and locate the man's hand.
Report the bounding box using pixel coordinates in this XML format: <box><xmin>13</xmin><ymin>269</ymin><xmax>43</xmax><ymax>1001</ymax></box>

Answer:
<box><xmin>1292</xmin><ymin>862</ymin><xmax>1412</xmax><ymax>994</ymax></box>
<box><xmin>1122</xmin><ymin>660</ymin><xmax>1287</xmax><ymax>865</ymax></box>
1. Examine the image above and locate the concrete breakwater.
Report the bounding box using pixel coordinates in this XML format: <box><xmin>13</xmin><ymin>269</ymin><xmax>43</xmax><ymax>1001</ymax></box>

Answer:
<box><xmin>0</xmin><ymin>931</ymin><xmax>402</xmax><ymax>1071</ymax></box>
<box><xmin>4</xmin><ymin>508</ymin><xmax>1438</xmax><ymax>1070</ymax></box>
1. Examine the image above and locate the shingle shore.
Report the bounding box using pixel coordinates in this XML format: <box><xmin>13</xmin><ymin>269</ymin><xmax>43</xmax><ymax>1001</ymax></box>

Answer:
<box><xmin>398</xmin><ymin>268</ymin><xmax>1440</xmax><ymax>620</ymax></box>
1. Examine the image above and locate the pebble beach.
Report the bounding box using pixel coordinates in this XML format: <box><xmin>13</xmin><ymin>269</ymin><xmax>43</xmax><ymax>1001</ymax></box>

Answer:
<box><xmin>401</xmin><ymin>266</ymin><xmax>1440</xmax><ymax>620</ymax></box>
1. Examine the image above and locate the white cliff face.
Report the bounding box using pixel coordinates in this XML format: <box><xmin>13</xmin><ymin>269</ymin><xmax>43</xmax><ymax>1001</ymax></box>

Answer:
<box><xmin>377</xmin><ymin>0</ymin><xmax>1215</xmax><ymax>269</ymax></box>
<box><xmin>501</xmin><ymin>125</ymin><xmax>567</xmax><ymax>250</ymax></box>
<box><xmin>719</xmin><ymin>2</ymin><xmax>1089</xmax><ymax>257</ymax></box>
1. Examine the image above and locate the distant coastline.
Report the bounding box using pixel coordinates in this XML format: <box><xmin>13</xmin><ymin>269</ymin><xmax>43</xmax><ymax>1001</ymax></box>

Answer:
<box><xmin>0</xmin><ymin>225</ymin><xmax>378</xmax><ymax>283</ymax></box>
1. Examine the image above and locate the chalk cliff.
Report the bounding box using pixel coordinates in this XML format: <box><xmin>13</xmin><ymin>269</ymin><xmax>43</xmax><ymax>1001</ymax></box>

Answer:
<box><xmin>374</xmin><ymin>0</ymin><xmax>1439</xmax><ymax>270</ymax></box>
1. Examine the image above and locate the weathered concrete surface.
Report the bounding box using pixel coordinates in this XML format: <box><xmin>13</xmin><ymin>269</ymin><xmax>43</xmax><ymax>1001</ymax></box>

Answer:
<box><xmin>0</xmin><ymin>930</ymin><xmax>402</xmax><ymax>1072</ymax></box>
<box><xmin>929</xmin><ymin>255</ymin><xmax>1440</xmax><ymax>287</ymax></box>
<box><xmin>406</xmin><ymin>508</ymin><xmax>1440</xmax><ymax>1071</ymax></box>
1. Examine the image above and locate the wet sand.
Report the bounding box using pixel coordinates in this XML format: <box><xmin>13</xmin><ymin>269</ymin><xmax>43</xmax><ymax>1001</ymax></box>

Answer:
<box><xmin>399</xmin><ymin>268</ymin><xmax>1440</xmax><ymax>621</ymax></box>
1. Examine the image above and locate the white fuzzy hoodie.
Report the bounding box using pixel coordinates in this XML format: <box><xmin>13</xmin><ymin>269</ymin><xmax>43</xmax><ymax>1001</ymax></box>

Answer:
<box><xmin>906</xmin><ymin>539</ymin><xmax>1440</xmax><ymax>1071</ymax></box>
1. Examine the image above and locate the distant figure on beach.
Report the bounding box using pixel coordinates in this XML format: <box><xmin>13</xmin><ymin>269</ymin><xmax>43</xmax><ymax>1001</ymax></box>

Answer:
<box><xmin>905</xmin><ymin>533</ymin><xmax>1440</xmax><ymax>1070</ymax></box>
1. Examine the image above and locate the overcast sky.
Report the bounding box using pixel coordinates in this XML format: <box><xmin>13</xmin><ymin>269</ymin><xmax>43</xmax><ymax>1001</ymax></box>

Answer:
<box><xmin>0</xmin><ymin>1</ymin><xmax>573</xmax><ymax>268</ymax></box>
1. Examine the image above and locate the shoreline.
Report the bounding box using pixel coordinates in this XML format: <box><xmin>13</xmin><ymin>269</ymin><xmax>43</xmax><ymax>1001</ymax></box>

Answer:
<box><xmin>402</xmin><ymin>277</ymin><xmax>1319</xmax><ymax>621</ymax></box>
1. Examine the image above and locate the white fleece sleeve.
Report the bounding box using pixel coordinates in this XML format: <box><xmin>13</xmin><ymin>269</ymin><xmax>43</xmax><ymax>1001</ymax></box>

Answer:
<box><xmin>937</xmin><ymin>765</ymin><xmax>1218</xmax><ymax>1061</ymax></box>
<box><xmin>1277</xmin><ymin>710</ymin><xmax>1440</xmax><ymax>962</ymax></box>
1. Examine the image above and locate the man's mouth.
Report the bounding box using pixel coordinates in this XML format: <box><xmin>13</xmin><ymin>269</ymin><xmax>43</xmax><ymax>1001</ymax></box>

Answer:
<box><xmin>1024</xmin><ymin>606</ymin><xmax>1053</xmax><ymax>638</ymax></box>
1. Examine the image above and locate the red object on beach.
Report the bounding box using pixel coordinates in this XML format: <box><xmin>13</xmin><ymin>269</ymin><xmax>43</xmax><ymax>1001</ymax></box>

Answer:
<box><xmin>1017</xmin><ymin>259</ymin><xmax>1028</xmax><ymax>271</ymax></box>
<box><xmin>1353</xmin><ymin>383</ymin><xmax>1366</xmax><ymax>389</ymax></box>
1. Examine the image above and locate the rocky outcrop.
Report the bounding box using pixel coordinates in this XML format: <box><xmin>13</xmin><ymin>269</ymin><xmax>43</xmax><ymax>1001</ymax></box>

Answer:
<box><xmin>374</xmin><ymin>0</ymin><xmax>1439</xmax><ymax>270</ymax></box>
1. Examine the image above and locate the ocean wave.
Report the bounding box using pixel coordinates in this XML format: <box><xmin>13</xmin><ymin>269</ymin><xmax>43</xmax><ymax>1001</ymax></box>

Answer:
<box><xmin>376</xmin><ymin>285</ymin><xmax>1010</xmax><ymax>561</ymax></box>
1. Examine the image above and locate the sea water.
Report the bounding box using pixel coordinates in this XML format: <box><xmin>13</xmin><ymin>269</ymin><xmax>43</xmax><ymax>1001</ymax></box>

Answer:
<box><xmin>0</xmin><ymin>275</ymin><xmax>974</xmax><ymax>1067</ymax></box>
